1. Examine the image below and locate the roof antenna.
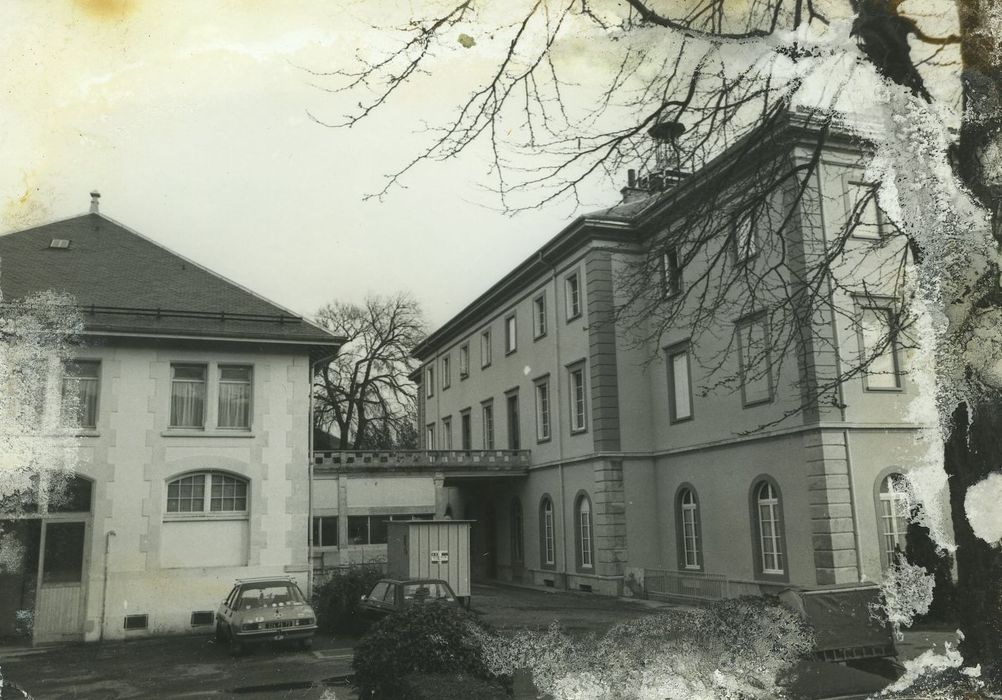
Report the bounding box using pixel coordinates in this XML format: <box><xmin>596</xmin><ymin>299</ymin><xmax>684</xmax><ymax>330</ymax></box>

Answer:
<box><xmin>90</xmin><ymin>191</ymin><xmax>101</xmax><ymax>214</ymax></box>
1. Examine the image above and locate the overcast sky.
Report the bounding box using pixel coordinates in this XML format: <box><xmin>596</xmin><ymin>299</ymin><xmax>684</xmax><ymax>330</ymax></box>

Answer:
<box><xmin>0</xmin><ymin>0</ymin><xmax>621</xmax><ymax>330</ymax></box>
<box><xmin>0</xmin><ymin>1</ymin><xmax>959</xmax><ymax>330</ymax></box>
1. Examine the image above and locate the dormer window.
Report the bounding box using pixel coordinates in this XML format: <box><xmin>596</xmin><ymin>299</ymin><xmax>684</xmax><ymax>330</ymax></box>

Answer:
<box><xmin>49</xmin><ymin>239</ymin><xmax>71</xmax><ymax>249</ymax></box>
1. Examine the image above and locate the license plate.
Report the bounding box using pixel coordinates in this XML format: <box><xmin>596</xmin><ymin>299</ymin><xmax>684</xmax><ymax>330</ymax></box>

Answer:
<box><xmin>274</xmin><ymin>634</ymin><xmax>285</xmax><ymax>641</ymax></box>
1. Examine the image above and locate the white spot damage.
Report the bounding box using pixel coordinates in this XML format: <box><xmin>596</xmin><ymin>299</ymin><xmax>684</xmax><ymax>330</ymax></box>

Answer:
<box><xmin>964</xmin><ymin>472</ymin><xmax>1002</xmax><ymax>544</ymax></box>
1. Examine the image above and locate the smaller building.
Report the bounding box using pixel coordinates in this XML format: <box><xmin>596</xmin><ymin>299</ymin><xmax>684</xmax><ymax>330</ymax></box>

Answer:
<box><xmin>0</xmin><ymin>196</ymin><xmax>341</xmax><ymax>643</ymax></box>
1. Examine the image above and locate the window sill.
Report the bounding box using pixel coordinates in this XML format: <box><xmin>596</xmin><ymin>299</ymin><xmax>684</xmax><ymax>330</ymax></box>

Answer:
<box><xmin>566</xmin><ymin>313</ymin><xmax>582</xmax><ymax>323</ymax></box>
<box><xmin>569</xmin><ymin>427</ymin><xmax>588</xmax><ymax>436</ymax></box>
<box><xmin>459</xmin><ymin>373</ymin><xmax>469</xmax><ymax>381</ymax></box>
<box><xmin>742</xmin><ymin>397</ymin><xmax>773</xmax><ymax>409</ymax></box>
<box><xmin>863</xmin><ymin>386</ymin><xmax>904</xmax><ymax>393</ymax></box>
<box><xmin>505</xmin><ymin>348</ymin><xmax>517</xmax><ymax>356</ymax></box>
<box><xmin>72</xmin><ymin>430</ymin><xmax>101</xmax><ymax>438</ymax></box>
<box><xmin>669</xmin><ymin>416</ymin><xmax>694</xmax><ymax>425</ymax></box>
<box><xmin>161</xmin><ymin>430</ymin><xmax>255</xmax><ymax>438</ymax></box>
<box><xmin>533</xmin><ymin>333</ymin><xmax>547</xmax><ymax>342</ymax></box>
<box><xmin>536</xmin><ymin>435</ymin><xmax>552</xmax><ymax>444</ymax></box>
<box><xmin>164</xmin><ymin>512</ymin><xmax>250</xmax><ymax>522</ymax></box>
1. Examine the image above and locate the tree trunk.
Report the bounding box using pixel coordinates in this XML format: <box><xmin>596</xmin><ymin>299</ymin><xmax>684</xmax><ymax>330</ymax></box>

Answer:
<box><xmin>943</xmin><ymin>399</ymin><xmax>1002</xmax><ymax>683</ymax></box>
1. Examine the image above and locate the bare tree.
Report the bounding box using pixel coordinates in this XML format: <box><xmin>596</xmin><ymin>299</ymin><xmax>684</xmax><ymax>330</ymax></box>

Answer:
<box><xmin>314</xmin><ymin>293</ymin><xmax>426</xmax><ymax>450</ymax></box>
<box><xmin>309</xmin><ymin>0</ymin><xmax>1002</xmax><ymax>681</ymax></box>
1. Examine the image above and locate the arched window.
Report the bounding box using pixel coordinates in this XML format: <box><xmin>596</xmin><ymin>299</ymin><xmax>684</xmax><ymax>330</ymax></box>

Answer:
<box><xmin>166</xmin><ymin>471</ymin><xmax>247</xmax><ymax>514</ymax></box>
<box><xmin>677</xmin><ymin>487</ymin><xmax>701</xmax><ymax>570</ymax></box>
<box><xmin>754</xmin><ymin>480</ymin><xmax>784</xmax><ymax>576</ymax></box>
<box><xmin>575</xmin><ymin>494</ymin><xmax>594</xmax><ymax>571</ymax></box>
<box><xmin>878</xmin><ymin>473</ymin><xmax>909</xmax><ymax>566</ymax></box>
<box><xmin>539</xmin><ymin>496</ymin><xmax>555</xmax><ymax>568</ymax></box>
<box><xmin>510</xmin><ymin>499</ymin><xmax>524</xmax><ymax>563</ymax></box>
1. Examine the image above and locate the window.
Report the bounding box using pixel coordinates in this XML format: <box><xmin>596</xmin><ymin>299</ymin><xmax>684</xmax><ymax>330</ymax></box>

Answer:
<box><xmin>62</xmin><ymin>360</ymin><xmax>100</xmax><ymax>429</ymax></box>
<box><xmin>662</xmin><ymin>248</ymin><xmax>682</xmax><ymax>298</ymax></box>
<box><xmin>312</xmin><ymin>516</ymin><xmax>338</xmax><ymax>548</ymax></box>
<box><xmin>459</xmin><ymin>343</ymin><xmax>470</xmax><ymax>378</ymax></box>
<box><xmin>533</xmin><ymin>294</ymin><xmax>547</xmax><ymax>339</ymax></box>
<box><xmin>347</xmin><ymin>513</ymin><xmax>433</xmax><ymax>545</ymax></box>
<box><xmin>540</xmin><ymin>496</ymin><xmax>555</xmax><ymax>567</ymax></box>
<box><xmin>667</xmin><ymin>345</ymin><xmax>692</xmax><ymax>422</ymax></box>
<box><xmin>170</xmin><ymin>364</ymin><xmax>207</xmax><ymax>428</ymax></box>
<box><xmin>166</xmin><ymin>472</ymin><xmax>248</xmax><ymax>514</ymax></box>
<box><xmin>677</xmin><ymin>487</ymin><xmax>701</xmax><ymax>570</ymax></box>
<box><xmin>218</xmin><ymin>365</ymin><xmax>252</xmax><ymax>429</ymax></box>
<box><xmin>441</xmin><ymin>356</ymin><xmax>451</xmax><ymax>390</ymax></box>
<box><xmin>860</xmin><ymin>306</ymin><xmax>901</xmax><ymax>390</ymax></box>
<box><xmin>481</xmin><ymin>329</ymin><xmax>492</xmax><ymax>368</ymax></box>
<box><xmin>878</xmin><ymin>474</ymin><xmax>910</xmax><ymax>567</ymax></box>
<box><xmin>575</xmin><ymin>494</ymin><xmax>594</xmax><ymax>570</ymax></box>
<box><xmin>481</xmin><ymin>401</ymin><xmax>495</xmax><ymax>449</ymax></box>
<box><xmin>754</xmin><ymin>480</ymin><xmax>784</xmax><ymax>576</ymax></box>
<box><xmin>534</xmin><ymin>378</ymin><xmax>551</xmax><ymax>442</ymax></box>
<box><xmin>426</xmin><ymin>423</ymin><xmax>436</xmax><ymax>449</ymax></box>
<box><xmin>460</xmin><ymin>410</ymin><xmax>472</xmax><ymax>450</ymax></box>
<box><xmin>426</xmin><ymin>366</ymin><xmax>435</xmax><ymax>398</ymax></box>
<box><xmin>441</xmin><ymin>416</ymin><xmax>452</xmax><ymax>449</ymax></box>
<box><xmin>511</xmin><ymin>499</ymin><xmax>524</xmax><ymax>563</ymax></box>
<box><xmin>738</xmin><ymin>317</ymin><xmax>772</xmax><ymax>406</ymax></box>
<box><xmin>569</xmin><ymin>365</ymin><xmax>587</xmax><ymax>433</ymax></box>
<box><xmin>734</xmin><ymin>214</ymin><xmax>758</xmax><ymax>263</ymax></box>
<box><xmin>565</xmin><ymin>273</ymin><xmax>581</xmax><ymax>319</ymax></box>
<box><xmin>42</xmin><ymin>521</ymin><xmax>86</xmax><ymax>584</ymax></box>
<box><xmin>846</xmin><ymin>179</ymin><xmax>882</xmax><ymax>239</ymax></box>
<box><xmin>506</xmin><ymin>392</ymin><xmax>520</xmax><ymax>450</ymax></box>
<box><xmin>505</xmin><ymin>313</ymin><xmax>517</xmax><ymax>354</ymax></box>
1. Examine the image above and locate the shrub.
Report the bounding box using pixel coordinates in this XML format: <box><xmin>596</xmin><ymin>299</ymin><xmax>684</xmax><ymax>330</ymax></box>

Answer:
<box><xmin>393</xmin><ymin>673</ymin><xmax>509</xmax><ymax>700</ymax></box>
<box><xmin>352</xmin><ymin>602</ymin><xmax>499</xmax><ymax>698</ymax></box>
<box><xmin>476</xmin><ymin>596</ymin><xmax>814</xmax><ymax>699</ymax></box>
<box><xmin>312</xmin><ymin>565</ymin><xmax>384</xmax><ymax>635</ymax></box>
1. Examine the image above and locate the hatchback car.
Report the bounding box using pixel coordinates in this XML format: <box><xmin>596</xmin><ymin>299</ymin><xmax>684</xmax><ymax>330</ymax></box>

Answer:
<box><xmin>216</xmin><ymin>577</ymin><xmax>317</xmax><ymax>655</ymax></box>
<box><xmin>358</xmin><ymin>578</ymin><xmax>459</xmax><ymax>622</ymax></box>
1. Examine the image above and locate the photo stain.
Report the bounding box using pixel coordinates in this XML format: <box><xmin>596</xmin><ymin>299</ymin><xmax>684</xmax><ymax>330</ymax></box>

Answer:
<box><xmin>73</xmin><ymin>0</ymin><xmax>136</xmax><ymax>21</ymax></box>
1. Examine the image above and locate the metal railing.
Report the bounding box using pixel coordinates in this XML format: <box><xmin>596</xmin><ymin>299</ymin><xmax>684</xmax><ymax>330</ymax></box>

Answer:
<box><xmin>644</xmin><ymin>569</ymin><xmax>762</xmax><ymax>602</ymax></box>
<box><xmin>313</xmin><ymin>449</ymin><xmax>531</xmax><ymax>470</ymax></box>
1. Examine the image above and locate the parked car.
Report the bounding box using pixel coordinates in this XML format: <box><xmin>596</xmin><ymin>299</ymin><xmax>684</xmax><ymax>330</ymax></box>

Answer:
<box><xmin>216</xmin><ymin>577</ymin><xmax>317</xmax><ymax>655</ymax></box>
<box><xmin>358</xmin><ymin>578</ymin><xmax>460</xmax><ymax>622</ymax></box>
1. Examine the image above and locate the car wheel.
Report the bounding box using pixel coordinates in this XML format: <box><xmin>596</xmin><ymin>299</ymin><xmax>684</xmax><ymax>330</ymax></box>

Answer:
<box><xmin>215</xmin><ymin>622</ymin><xmax>226</xmax><ymax>643</ymax></box>
<box><xmin>227</xmin><ymin>626</ymin><xmax>244</xmax><ymax>657</ymax></box>
<box><xmin>299</xmin><ymin>636</ymin><xmax>313</xmax><ymax>651</ymax></box>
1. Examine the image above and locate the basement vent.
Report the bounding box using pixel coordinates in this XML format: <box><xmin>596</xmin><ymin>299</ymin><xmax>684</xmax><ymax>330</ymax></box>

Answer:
<box><xmin>124</xmin><ymin>614</ymin><xmax>149</xmax><ymax>630</ymax></box>
<box><xmin>49</xmin><ymin>239</ymin><xmax>71</xmax><ymax>249</ymax></box>
<box><xmin>579</xmin><ymin>584</ymin><xmax>593</xmax><ymax>593</ymax></box>
<box><xmin>190</xmin><ymin>611</ymin><xmax>214</xmax><ymax>627</ymax></box>
<box><xmin>543</xmin><ymin>579</ymin><xmax>554</xmax><ymax>588</ymax></box>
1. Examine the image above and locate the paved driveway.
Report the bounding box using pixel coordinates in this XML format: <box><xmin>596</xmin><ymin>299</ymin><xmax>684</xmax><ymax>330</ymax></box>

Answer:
<box><xmin>0</xmin><ymin>584</ymin><xmax>959</xmax><ymax>699</ymax></box>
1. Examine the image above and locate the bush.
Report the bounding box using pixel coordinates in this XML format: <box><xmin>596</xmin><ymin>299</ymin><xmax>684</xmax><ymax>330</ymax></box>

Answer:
<box><xmin>312</xmin><ymin>565</ymin><xmax>384</xmax><ymax>635</ymax></box>
<box><xmin>393</xmin><ymin>673</ymin><xmax>509</xmax><ymax>700</ymax></box>
<box><xmin>475</xmin><ymin>596</ymin><xmax>815</xmax><ymax>699</ymax></box>
<box><xmin>352</xmin><ymin>602</ymin><xmax>500</xmax><ymax>698</ymax></box>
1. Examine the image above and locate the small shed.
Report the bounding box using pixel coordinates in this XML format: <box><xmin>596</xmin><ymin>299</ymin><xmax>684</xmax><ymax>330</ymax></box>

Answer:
<box><xmin>387</xmin><ymin>520</ymin><xmax>473</xmax><ymax>600</ymax></box>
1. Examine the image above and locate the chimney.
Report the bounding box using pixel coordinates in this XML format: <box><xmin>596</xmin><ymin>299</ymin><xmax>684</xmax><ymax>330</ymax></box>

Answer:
<box><xmin>90</xmin><ymin>191</ymin><xmax>101</xmax><ymax>214</ymax></box>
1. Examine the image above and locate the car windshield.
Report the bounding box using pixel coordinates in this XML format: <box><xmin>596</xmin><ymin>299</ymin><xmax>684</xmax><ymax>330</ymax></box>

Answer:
<box><xmin>402</xmin><ymin>582</ymin><xmax>455</xmax><ymax>603</ymax></box>
<box><xmin>235</xmin><ymin>582</ymin><xmax>305</xmax><ymax>610</ymax></box>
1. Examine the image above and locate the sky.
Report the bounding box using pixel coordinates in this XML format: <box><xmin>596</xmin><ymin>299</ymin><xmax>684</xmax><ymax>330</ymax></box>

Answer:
<box><xmin>0</xmin><ymin>0</ymin><xmax>618</xmax><ymax>330</ymax></box>
<box><xmin>0</xmin><ymin>0</ymin><xmax>961</xmax><ymax>331</ymax></box>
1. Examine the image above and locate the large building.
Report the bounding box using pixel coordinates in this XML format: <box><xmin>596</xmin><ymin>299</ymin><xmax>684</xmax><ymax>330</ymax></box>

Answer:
<box><xmin>412</xmin><ymin>115</ymin><xmax>927</xmax><ymax>598</ymax></box>
<box><xmin>0</xmin><ymin>198</ymin><xmax>341</xmax><ymax>644</ymax></box>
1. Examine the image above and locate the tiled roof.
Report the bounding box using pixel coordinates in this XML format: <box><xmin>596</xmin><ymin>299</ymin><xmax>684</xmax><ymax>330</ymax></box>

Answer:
<box><xmin>0</xmin><ymin>213</ymin><xmax>340</xmax><ymax>348</ymax></box>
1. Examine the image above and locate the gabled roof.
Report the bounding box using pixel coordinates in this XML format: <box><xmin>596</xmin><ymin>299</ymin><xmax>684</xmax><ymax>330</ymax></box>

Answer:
<box><xmin>0</xmin><ymin>213</ymin><xmax>341</xmax><ymax>351</ymax></box>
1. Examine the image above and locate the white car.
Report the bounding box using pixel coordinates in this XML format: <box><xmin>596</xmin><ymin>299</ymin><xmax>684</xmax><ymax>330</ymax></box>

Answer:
<box><xmin>215</xmin><ymin>577</ymin><xmax>317</xmax><ymax>655</ymax></box>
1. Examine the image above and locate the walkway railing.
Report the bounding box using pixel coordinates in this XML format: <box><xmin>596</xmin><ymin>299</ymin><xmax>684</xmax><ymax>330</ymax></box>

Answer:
<box><xmin>313</xmin><ymin>449</ymin><xmax>531</xmax><ymax>473</ymax></box>
<box><xmin>644</xmin><ymin>569</ymin><xmax>762</xmax><ymax>602</ymax></box>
